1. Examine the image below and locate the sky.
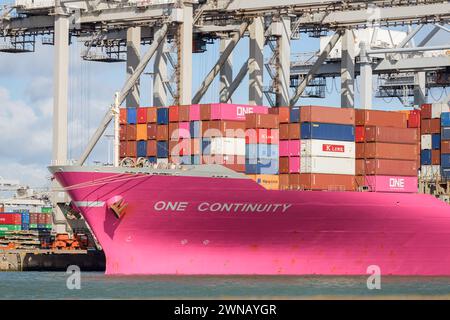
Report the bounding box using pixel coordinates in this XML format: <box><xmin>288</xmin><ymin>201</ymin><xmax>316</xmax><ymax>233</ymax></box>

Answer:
<box><xmin>0</xmin><ymin>2</ymin><xmax>448</xmax><ymax>189</ymax></box>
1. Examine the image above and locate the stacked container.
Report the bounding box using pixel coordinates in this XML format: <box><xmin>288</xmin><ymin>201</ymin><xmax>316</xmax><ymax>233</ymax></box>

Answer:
<box><xmin>419</xmin><ymin>103</ymin><xmax>449</xmax><ymax>182</ymax></box>
<box><xmin>356</xmin><ymin>109</ymin><xmax>419</xmax><ymax>193</ymax></box>
<box><xmin>245</xmin><ymin>114</ymin><xmax>280</xmax><ymax>181</ymax></box>
<box><xmin>0</xmin><ymin>213</ymin><xmax>21</xmax><ymax>236</ymax></box>
<box><xmin>299</xmin><ymin>106</ymin><xmax>356</xmax><ymax>191</ymax></box>
<box><xmin>440</xmin><ymin>111</ymin><xmax>450</xmax><ymax>180</ymax></box>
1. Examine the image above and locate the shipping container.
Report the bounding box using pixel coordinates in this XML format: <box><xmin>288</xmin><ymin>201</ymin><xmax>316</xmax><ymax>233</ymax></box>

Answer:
<box><xmin>432</xmin><ymin>134</ymin><xmax>441</xmax><ymax>150</ymax></box>
<box><xmin>245</xmin><ymin>128</ymin><xmax>279</xmax><ymax>144</ymax></box>
<box><xmin>119</xmin><ymin>108</ymin><xmax>127</xmax><ymax>124</ymax></box>
<box><xmin>279</xmin><ymin>174</ymin><xmax>290</xmax><ymax>190</ymax></box>
<box><xmin>359</xmin><ymin>126</ymin><xmax>418</xmax><ymax>144</ymax></box>
<box><xmin>0</xmin><ymin>213</ymin><xmax>21</xmax><ymax>225</ymax></box>
<box><xmin>442</xmin><ymin>154</ymin><xmax>450</xmax><ymax>168</ymax></box>
<box><xmin>442</xmin><ymin>127</ymin><xmax>450</xmax><ymax>140</ymax></box>
<box><xmin>289</xmin><ymin>157</ymin><xmax>300</xmax><ymax>173</ymax></box>
<box><xmin>432</xmin><ymin>149</ymin><xmax>440</xmax><ymax>165</ymax></box>
<box><xmin>441</xmin><ymin>112</ymin><xmax>450</xmax><ymax>127</ymax></box>
<box><xmin>301</xmin><ymin>106</ymin><xmax>355</xmax><ymax>125</ymax></box>
<box><xmin>189</xmin><ymin>104</ymin><xmax>200</xmax><ymax>121</ymax></box>
<box><xmin>205</xmin><ymin>121</ymin><xmax>246</xmax><ymax>138</ymax></box>
<box><xmin>190</xmin><ymin>121</ymin><xmax>201</xmax><ymax>138</ymax></box>
<box><xmin>441</xmin><ymin>140</ymin><xmax>450</xmax><ymax>153</ymax></box>
<box><xmin>431</xmin><ymin>103</ymin><xmax>450</xmax><ymax>119</ymax></box>
<box><xmin>300</xmin><ymin>156</ymin><xmax>355</xmax><ymax>175</ymax></box>
<box><xmin>355</xmin><ymin>109</ymin><xmax>407</xmax><ymax>128</ymax></box>
<box><xmin>421</xmin><ymin>119</ymin><xmax>441</xmax><ymax>134</ymax></box>
<box><xmin>279</xmin><ymin>140</ymin><xmax>289</xmax><ymax>157</ymax></box>
<box><xmin>288</xmin><ymin>123</ymin><xmax>301</xmax><ymax>139</ymax></box>
<box><xmin>359</xmin><ymin>175</ymin><xmax>417</xmax><ymax>193</ymax></box>
<box><xmin>201</xmin><ymin>103</ymin><xmax>268</xmax><ymax>121</ymax></box>
<box><xmin>147</xmin><ymin>107</ymin><xmax>157</xmax><ymax>123</ymax></box>
<box><xmin>355</xmin><ymin>159</ymin><xmax>418</xmax><ymax>176</ymax></box>
<box><xmin>157</xmin><ymin>141</ymin><xmax>168</xmax><ymax>158</ymax></box>
<box><xmin>279</xmin><ymin>124</ymin><xmax>289</xmax><ymax>140</ymax></box>
<box><xmin>441</xmin><ymin>167</ymin><xmax>450</xmax><ymax>180</ymax></box>
<box><xmin>126</xmin><ymin>108</ymin><xmax>137</xmax><ymax>124</ymax></box>
<box><xmin>245</xmin><ymin>159</ymin><xmax>278</xmax><ymax>175</ymax></box>
<box><xmin>301</xmin><ymin>139</ymin><xmax>355</xmax><ymax>158</ymax></box>
<box><xmin>136</xmin><ymin>123</ymin><xmax>147</xmax><ymax>140</ymax></box>
<box><xmin>268</xmin><ymin>106</ymin><xmax>290</xmax><ymax>123</ymax></box>
<box><xmin>247</xmin><ymin>174</ymin><xmax>279</xmax><ymax>190</ymax></box>
<box><xmin>126</xmin><ymin>124</ymin><xmax>137</xmax><ymax>141</ymax></box>
<box><xmin>137</xmin><ymin>107</ymin><xmax>147</xmax><ymax>123</ymax></box>
<box><xmin>156</xmin><ymin>125</ymin><xmax>168</xmax><ymax>141</ymax></box>
<box><xmin>299</xmin><ymin>173</ymin><xmax>355</xmax><ymax>191</ymax></box>
<box><xmin>408</xmin><ymin>110</ymin><xmax>420</xmax><ymax>128</ymax></box>
<box><xmin>157</xmin><ymin>107</ymin><xmax>169</xmax><ymax>124</ymax></box>
<box><xmin>246</xmin><ymin>144</ymin><xmax>279</xmax><ymax>159</ymax></box>
<box><xmin>421</xmin><ymin>149</ymin><xmax>431</xmax><ymax>165</ymax></box>
<box><xmin>356</xmin><ymin>142</ymin><xmax>418</xmax><ymax>161</ymax></box>
<box><xmin>146</xmin><ymin>140</ymin><xmax>157</xmax><ymax>157</ymax></box>
<box><xmin>290</xmin><ymin>107</ymin><xmax>300</xmax><ymax>123</ymax></box>
<box><xmin>148</xmin><ymin>156</ymin><xmax>157</xmax><ymax>163</ymax></box>
<box><xmin>288</xmin><ymin>140</ymin><xmax>300</xmax><ymax>157</ymax></box>
<box><xmin>245</xmin><ymin>114</ymin><xmax>279</xmax><ymax>129</ymax></box>
<box><xmin>279</xmin><ymin>157</ymin><xmax>289</xmax><ymax>174</ymax></box>
<box><xmin>355</xmin><ymin>126</ymin><xmax>364</xmax><ymax>142</ymax></box>
<box><xmin>169</xmin><ymin>105</ymin><xmax>179</xmax><ymax>122</ymax></box>
<box><xmin>421</xmin><ymin>104</ymin><xmax>432</xmax><ymax>119</ymax></box>
<box><xmin>119</xmin><ymin>124</ymin><xmax>127</xmax><ymax>141</ymax></box>
<box><xmin>0</xmin><ymin>225</ymin><xmax>21</xmax><ymax>232</ymax></box>
<box><xmin>147</xmin><ymin>123</ymin><xmax>157</xmax><ymax>140</ymax></box>
<box><xmin>137</xmin><ymin>140</ymin><xmax>147</xmax><ymax>158</ymax></box>
<box><xmin>209</xmin><ymin>137</ymin><xmax>246</xmax><ymax>156</ymax></box>
<box><xmin>126</xmin><ymin>141</ymin><xmax>137</xmax><ymax>157</ymax></box>
<box><xmin>289</xmin><ymin>174</ymin><xmax>300</xmax><ymax>189</ymax></box>
<box><xmin>421</xmin><ymin>134</ymin><xmax>432</xmax><ymax>150</ymax></box>
<box><xmin>301</xmin><ymin>122</ymin><xmax>354</xmax><ymax>141</ymax></box>
<box><xmin>178</xmin><ymin>105</ymin><xmax>190</xmax><ymax>122</ymax></box>
<box><xmin>119</xmin><ymin>141</ymin><xmax>127</xmax><ymax>157</ymax></box>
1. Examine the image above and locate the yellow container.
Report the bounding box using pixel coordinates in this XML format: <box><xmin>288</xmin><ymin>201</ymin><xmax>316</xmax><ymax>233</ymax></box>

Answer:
<box><xmin>247</xmin><ymin>174</ymin><xmax>279</xmax><ymax>190</ymax></box>
<box><xmin>136</xmin><ymin>123</ymin><xmax>147</xmax><ymax>140</ymax></box>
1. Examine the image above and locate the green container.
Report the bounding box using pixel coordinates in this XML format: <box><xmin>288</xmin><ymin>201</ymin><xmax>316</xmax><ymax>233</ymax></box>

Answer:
<box><xmin>41</xmin><ymin>207</ymin><xmax>53</xmax><ymax>214</ymax></box>
<box><xmin>29</xmin><ymin>224</ymin><xmax>38</xmax><ymax>229</ymax></box>
<box><xmin>45</xmin><ymin>224</ymin><xmax>53</xmax><ymax>229</ymax></box>
<box><xmin>0</xmin><ymin>225</ymin><xmax>21</xmax><ymax>232</ymax></box>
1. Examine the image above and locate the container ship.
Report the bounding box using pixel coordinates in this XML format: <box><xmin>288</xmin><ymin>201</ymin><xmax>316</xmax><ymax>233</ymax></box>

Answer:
<box><xmin>50</xmin><ymin>103</ymin><xmax>450</xmax><ymax>275</ymax></box>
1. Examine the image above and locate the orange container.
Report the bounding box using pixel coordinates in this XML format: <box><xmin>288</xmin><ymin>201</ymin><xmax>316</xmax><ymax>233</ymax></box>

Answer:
<box><xmin>421</xmin><ymin>119</ymin><xmax>441</xmax><ymax>134</ymax></box>
<box><xmin>245</xmin><ymin>114</ymin><xmax>279</xmax><ymax>129</ymax></box>
<box><xmin>288</xmin><ymin>123</ymin><xmax>300</xmax><ymax>139</ymax></box>
<box><xmin>289</xmin><ymin>174</ymin><xmax>300</xmax><ymax>189</ymax></box>
<box><xmin>179</xmin><ymin>105</ymin><xmax>190</xmax><ymax>122</ymax></box>
<box><xmin>168</xmin><ymin>122</ymin><xmax>179</xmax><ymax>140</ymax></box>
<box><xmin>126</xmin><ymin>124</ymin><xmax>136</xmax><ymax>141</ymax></box>
<box><xmin>136</xmin><ymin>124</ymin><xmax>147</xmax><ymax>140</ymax></box>
<box><xmin>126</xmin><ymin>141</ymin><xmax>137</xmax><ymax>157</ymax></box>
<box><xmin>279</xmin><ymin>124</ymin><xmax>289</xmax><ymax>140</ymax></box>
<box><xmin>268</xmin><ymin>106</ymin><xmax>290</xmax><ymax>123</ymax></box>
<box><xmin>279</xmin><ymin>157</ymin><xmax>289</xmax><ymax>174</ymax></box>
<box><xmin>442</xmin><ymin>140</ymin><xmax>450</xmax><ymax>153</ymax></box>
<box><xmin>356</xmin><ymin>142</ymin><xmax>418</xmax><ymax>160</ymax></box>
<box><xmin>299</xmin><ymin>173</ymin><xmax>355</xmax><ymax>191</ymax></box>
<box><xmin>147</xmin><ymin>124</ymin><xmax>157</xmax><ymax>140</ymax></box>
<box><xmin>355</xmin><ymin>110</ymin><xmax>407</xmax><ymax>128</ymax></box>
<box><xmin>156</xmin><ymin>125</ymin><xmax>168</xmax><ymax>141</ymax></box>
<box><xmin>146</xmin><ymin>140</ymin><xmax>157</xmax><ymax>157</ymax></box>
<box><xmin>119</xmin><ymin>124</ymin><xmax>127</xmax><ymax>141</ymax></box>
<box><xmin>119</xmin><ymin>108</ymin><xmax>127</xmax><ymax>124</ymax></box>
<box><xmin>362</xmin><ymin>126</ymin><xmax>419</xmax><ymax>144</ymax></box>
<box><xmin>279</xmin><ymin>174</ymin><xmax>290</xmax><ymax>190</ymax></box>
<box><xmin>432</xmin><ymin>150</ymin><xmax>440</xmax><ymax>165</ymax></box>
<box><xmin>421</xmin><ymin>104</ymin><xmax>432</xmax><ymax>119</ymax></box>
<box><xmin>355</xmin><ymin>159</ymin><xmax>418</xmax><ymax>176</ymax></box>
<box><xmin>301</xmin><ymin>106</ymin><xmax>355</xmax><ymax>125</ymax></box>
<box><xmin>147</xmin><ymin>107</ymin><xmax>157</xmax><ymax>123</ymax></box>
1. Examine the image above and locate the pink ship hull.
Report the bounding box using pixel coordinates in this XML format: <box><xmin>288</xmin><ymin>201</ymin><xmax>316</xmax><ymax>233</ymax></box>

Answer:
<box><xmin>53</xmin><ymin>169</ymin><xmax>450</xmax><ymax>276</ymax></box>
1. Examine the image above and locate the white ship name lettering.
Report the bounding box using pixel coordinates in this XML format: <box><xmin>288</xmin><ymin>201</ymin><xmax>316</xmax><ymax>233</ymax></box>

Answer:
<box><xmin>153</xmin><ymin>201</ymin><xmax>292</xmax><ymax>213</ymax></box>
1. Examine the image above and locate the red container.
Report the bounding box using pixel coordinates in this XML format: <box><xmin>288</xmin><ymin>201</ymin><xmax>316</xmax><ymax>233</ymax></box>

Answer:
<box><xmin>288</xmin><ymin>123</ymin><xmax>300</xmax><ymax>139</ymax></box>
<box><xmin>157</xmin><ymin>125</ymin><xmax>168</xmax><ymax>141</ymax></box>
<box><xmin>421</xmin><ymin>104</ymin><xmax>432</xmax><ymax>119</ymax></box>
<box><xmin>408</xmin><ymin>110</ymin><xmax>421</xmax><ymax>128</ymax></box>
<box><xmin>179</xmin><ymin>105</ymin><xmax>190</xmax><ymax>122</ymax></box>
<box><xmin>355</xmin><ymin>159</ymin><xmax>418</xmax><ymax>176</ymax></box>
<box><xmin>119</xmin><ymin>108</ymin><xmax>127</xmax><ymax>124</ymax></box>
<box><xmin>119</xmin><ymin>124</ymin><xmax>127</xmax><ymax>141</ymax></box>
<box><xmin>355</xmin><ymin>110</ymin><xmax>407</xmax><ymax>128</ymax></box>
<box><xmin>30</xmin><ymin>213</ymin><xmax>38</xmax><ymax>224</ymax></box>
<box><xmin>0</xmin><ymin>213</ymin><xmax>21</xmax><ymax>225</ymax></box>
<box><xmin>146</xmin><ymin>140</ymin><xmax>157</xmax><ymax>157</ymax></box>
<box><xmin>289</xmin><ymin>174</ymin><xmax>300</xmax><ymax>189</ymax></box>
<box><xmin>246</xmin><ymin>114</ymin><xmax>279</xmax><ymax>129</ymax></box>
<box><xmin>126</xmin><ymin>141</ymin><xmax>137</xmax><ymax>157</ymax></box>
<box><xmin>147</xmin><ymin>124</ymin><xmax>157</xmax><ymax>140</ymax></box>
<box><xmin>168</xmin><ymin>122</ymin><xmax>179</xmax><ymax>140</ymax></box>
<box><xmin>268</xmin><ymin>107</ymin><xmax>290</xmax><ymax>123</ymax></box>
<box><xmin>169</xmin><ymin>106</ymin><xmax>179</xmax><ymax>122</ymax></box>
<box><xmin>299</xmin><ymin>174</ymin><xmax>355</xmax><ymax>191</ymax></box>
<box><xmin>441</xmin><ymin>141</ymin><xmax>450</xmax><ymax>153</ymax></box>
<box><xmin>362</xmin><ymin>126</ymin><xmax>419</xmax><ymax>144</ymax></box>
<box><xmin>147</xmin><ymin>108</ymin><xmax>157</xmax><ymax>123</ymax></box>
<box><xmin>355</xmin><ymin>126</ymin><xmax>365</xmax><ymax>142</ymax></box>
<box><xmin>279</xmin><ymin>124</ymin><xmax>289</xmax><ymax>140</ymax></box>
<box><xmin>126</xmin><ymin>124</ymin><xmax>137</xmax><ymax>141</ymax></box>
<box><xmin>245</xmin><ymin>129</ymin><xmax>279</xmax><ymax>144</ymax></box>
<box><xmin>421</xmin><ymin>119</ymin><xmax>441</xmax><ymax>134</ymax></box>
<box><xmin>137</xmin><ymin>108</ymin><xmax>147</xmax><ymax>124</ymax></box>
<box><xmin>279</xmin><ymin>157</ymin><xmax>289</xmax><ymax>174</ymax></box>
<box><xmin>301</xmin><ymin>106</ymin><xmax>355</xmax><ymax>125</ymax></box>
<box><xmin>356</xmin><ymin>142</ymin><xmax>418</xmax><ymax>161</ymax></box>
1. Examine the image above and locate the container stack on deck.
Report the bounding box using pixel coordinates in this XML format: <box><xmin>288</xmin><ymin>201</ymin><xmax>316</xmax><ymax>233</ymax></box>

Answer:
<box><xmin>245</xmin><ymin>113</ymin><xmax>280</xmax><ymax>189</ymax></box>
<box><xmin>0</xmin><ymin>208</ymin><xmax>53</xmax><ymax>236</ymax></box>
<box><xmin>441</xmin><ymin>112</ymin><xmax>450</xmax><ymax>180</ymax></box>
<box><xmin>420</xmin><ymin>103</ymin><xmax>449</xmax><ymax>182</ymax></box>
<box><xmin>355</xmin><ymin>110</ymin><xmax>419</xmax><ymax>193</ymax></box>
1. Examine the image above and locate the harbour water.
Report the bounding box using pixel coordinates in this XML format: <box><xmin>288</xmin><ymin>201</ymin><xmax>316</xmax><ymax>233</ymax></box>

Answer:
<box><xmin>1</xmin><ymin>272</ymin><xmax>450</xmax><ymax>299</ymax></box>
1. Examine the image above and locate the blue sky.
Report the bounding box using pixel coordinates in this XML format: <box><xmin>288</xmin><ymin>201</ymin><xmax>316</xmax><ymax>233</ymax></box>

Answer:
<box><xmin>0</xmin><ymin>2</ymin><xmax>448</xmax><ymax>188</ymax></box>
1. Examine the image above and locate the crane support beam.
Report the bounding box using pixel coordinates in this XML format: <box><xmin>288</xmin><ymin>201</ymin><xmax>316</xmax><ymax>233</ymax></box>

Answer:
<box><xmin>78</xmin><ymin>23</ymin><xmax>169</xmax><ymax>165</ymax></box>
<box><xmin>289</xmin><ymin>31</ymin><xmax>342</xmax><ymax>107</ymax></box>
<box><xmin>219</xmin><ymin>38</ymin><xmax>233</xmax><ymax>103</ymax></box>
<box><xmin>192</xmin><ymin>21</ymin><xmax>249</xmax><ymax>104</ymax></box>
<box><xmin>341</xmin><ymin>29</ymin><xmax>355</xmax><ymax>108</ymax></box>
<box><xmin>223</xmin><ymin>59</ymin><xmax>250</xmax><ymax>103</ymax></box>
<box><xmin>126</xmin><ymin>26</ymin><xmax>141</xmax><ymax>108</ymax></box>
<box><xmin>248</xmin><ymin>16</ymin><xmax>264</xmax><ymax>106</ymax></box>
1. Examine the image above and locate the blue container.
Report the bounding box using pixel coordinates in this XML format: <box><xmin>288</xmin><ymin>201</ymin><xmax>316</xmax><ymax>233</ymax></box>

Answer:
<box><xmin>191</xmin><ymin>155</ymin><xmax>201</xmax><ymax>165</ymax></box>
<box><xmin>432</xmin><ymin>134</ymin><xmax>441</xmax><ymax>150</ymax></box>
<box><xmin>190</xmin><ymin>121</ymin><xmax>201</xmax><ymax>138</ymax></box>
<box><xmin>157</xmin><ymin>141</ymin><xmax>168</xmax><ymax>158</ymax></box>
<box><xmin>202</xmin><ymin>138</ymin><xmax>211</xmax><ymax>155</ymax></box>
<box><xmin>21</xmin><ymin>212</ymin><xmax>30</xmax><ymax>224</ymax></box>
<box><xmin>37</xmin><ymin>224</ymin><xmax>47</xmax><ymax>229</ymax></box>
<box><xmin>442</xmin><ymin>127</ymin><xmax>450</xmax><ymax>140</ymax></box>
<box><xmin>21</xmin><ymin>223</ymin><xmax>29</xmax><ymax>231</ymax></box>
<box><xmin>245</xmin><ymin>159</ymin><xmax>279</xmax><ymax>174</ymax></box>
<box><xmin>301</xmin><ymin>122</ymin><xmax>354</xmax><ymax>141</ymax></box>
<box><xmin>441</xmin><ymin>154</ymin><xmax>450</xmax><ymax>168</ymax></box>
<box><xmin>126</xmin><ymin>108</ymin><xmax>137</xmax><ymax>124</ymax></box>
<box><xmin>441</xmin><ymin>168</ymin><xmax>450</xmax><ymax>180</ymax></box>
<box><xmin>246</xmin><ymin>144</ymin><xmax>279</xmax><ymax>159</ymax></box>
<box><xmin>290</xmin><ymin>107</ymin><xmax>300</xmax><ymax>123</ymax></box>
<box><xmin>441</xmin><ymin>112</ymin><xmax>450</xmax><ymax>127</ymax></box>
<box><xmin>421</xmin><ymin>149</ymin><xmax>432</xmax><ymax>165</ymax></box>
<box><xmin>148</xmin><ymin>156</ymin><xmax>157</xmax><ymax>163</ymax></box>
<box><xmin>157</xmin><ymin>108</ymin><xmax>169</xmax><ymax>124</ymax></box>
<box><xmin>137</xmin><ymin>140</ymin><xmax>147</xmax><ymax>157</ymax></box>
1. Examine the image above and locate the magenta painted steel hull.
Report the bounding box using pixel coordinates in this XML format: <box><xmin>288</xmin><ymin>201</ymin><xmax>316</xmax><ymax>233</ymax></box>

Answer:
<box><xmin>53</xmin><ymin>169</ymin><xmax>450</xmax><ymax>276</ymax></box>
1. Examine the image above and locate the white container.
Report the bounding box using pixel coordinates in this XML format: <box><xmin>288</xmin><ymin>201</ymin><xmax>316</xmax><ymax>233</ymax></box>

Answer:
<box><xmin>301</xmin><ymin>139</ymin><xmax>355</xmax><ymax>159</ymax></box>
<box><xmin>300</xmin><ymin>156</ymin><xmax>355</xmax><ymax>175</ymax></box>
<box><xmin>431</xmin><ymin>103</ymin><xmax>450</xmax><ymax>119</ymax></box>
<box><xmin>420</xmin><ymin>134</ymin><xmax>432</xmax><ymax>150</ymax></box>
<box><xmin>420</xmin><ymin>165</ymin><xmax>441</xmax><ymax>180</ymax></box>
<box><xmin>157</xmin><ymin>158</ymin><xmax>169</xmax><ymax>165</ymax></box>
<box><xmin>210</xmin><ymin>137</ymin><xmax>245</xmax><ymax>156</ymax></box>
